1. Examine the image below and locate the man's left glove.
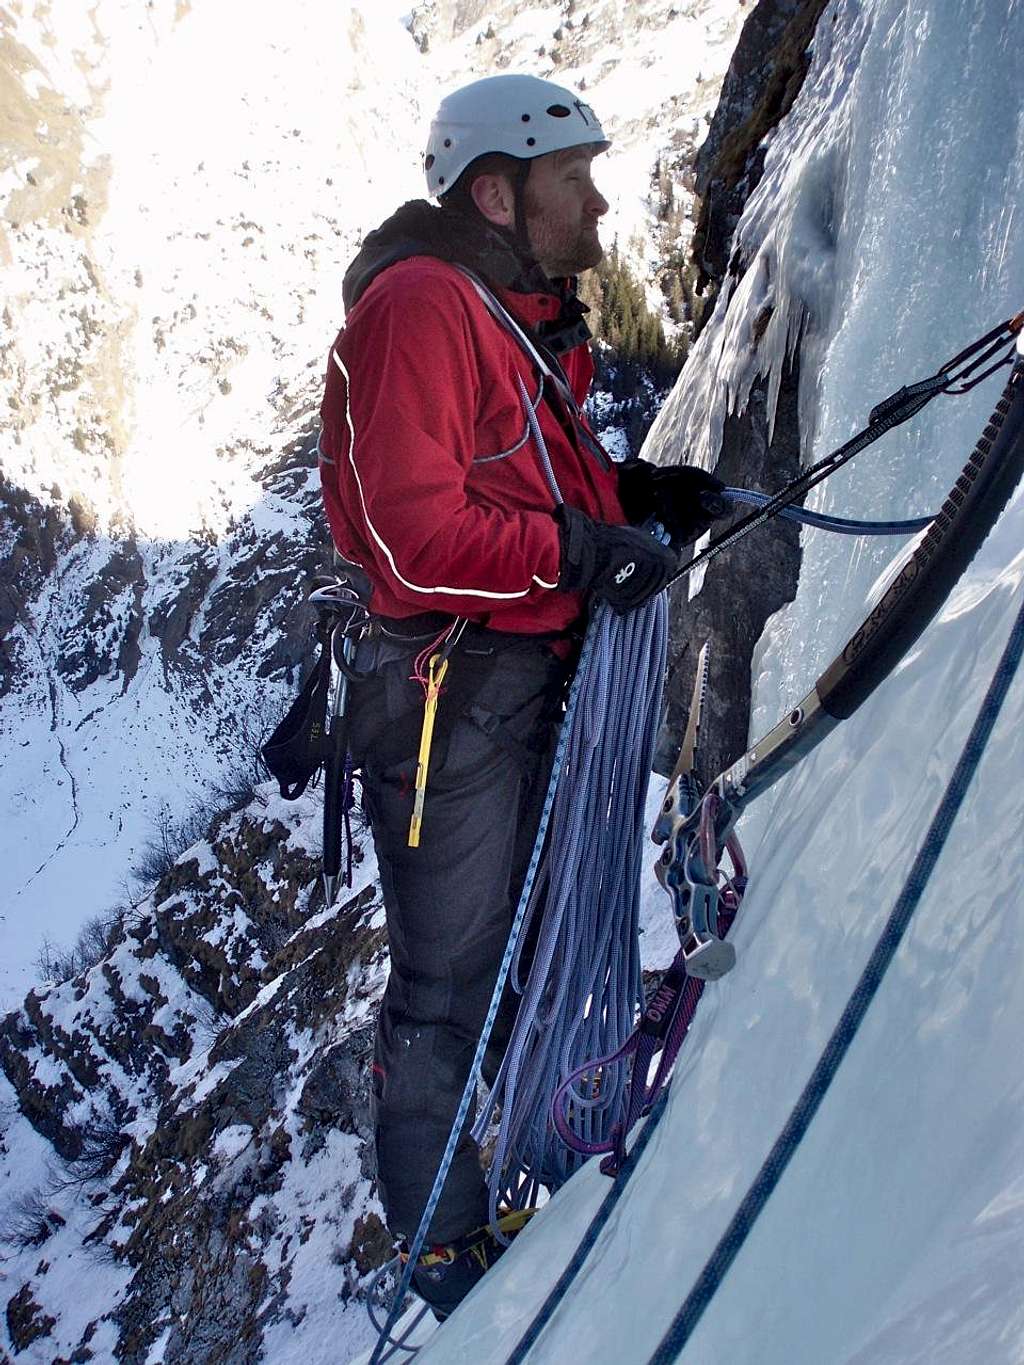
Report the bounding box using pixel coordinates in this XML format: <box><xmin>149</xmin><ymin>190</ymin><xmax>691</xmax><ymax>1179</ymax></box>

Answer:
<box><xmin>617</xmin><ymin>459</ymin><xmax>729</xmax><ymax>549</ymax></box>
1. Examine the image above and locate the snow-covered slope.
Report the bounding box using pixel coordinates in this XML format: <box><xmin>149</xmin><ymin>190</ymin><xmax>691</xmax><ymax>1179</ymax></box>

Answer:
<box><xmin>407</xmin><ymin>2</ymin><xmax>1024</xmax><ymax>1361</ymax></box>
<box><xmin>0</xmin><ymin>0</ymin><xmax>425</xmax><ymax>1011</ymax></box>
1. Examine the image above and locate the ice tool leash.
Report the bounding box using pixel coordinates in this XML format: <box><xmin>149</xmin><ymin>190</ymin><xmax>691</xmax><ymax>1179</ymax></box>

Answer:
<box><xmin>502</xmin><ymin>323</ymin><xmax>1024</xmax><ymax>1363</ymax></box>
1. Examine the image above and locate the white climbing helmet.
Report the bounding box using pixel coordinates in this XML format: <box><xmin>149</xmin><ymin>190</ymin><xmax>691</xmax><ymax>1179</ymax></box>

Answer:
<box><xmin>424</xmin><ymin>74</ymin><xmax>610</xmax><ymax>198</ymax></box>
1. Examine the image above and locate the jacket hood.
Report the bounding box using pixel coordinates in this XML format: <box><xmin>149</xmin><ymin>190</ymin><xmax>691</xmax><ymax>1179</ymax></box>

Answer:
<box><xmin>342</xmin><ymin>199</ymin><xmax>560</xmax><ymax>312</ymax></box>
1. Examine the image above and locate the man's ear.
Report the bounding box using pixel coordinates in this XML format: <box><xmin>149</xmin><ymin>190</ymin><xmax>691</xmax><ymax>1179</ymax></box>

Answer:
<box><xmin>470</xmin><ymin>173</ymin><xmax>516</xmax><ymax>228</ymax></box>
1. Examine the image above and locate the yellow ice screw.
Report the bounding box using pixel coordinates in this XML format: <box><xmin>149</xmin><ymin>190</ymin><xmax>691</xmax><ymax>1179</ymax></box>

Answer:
<box><xmin>408</xmin><ymin>653</ymin><xmax>448</xmax><ymax>848</ymax></box>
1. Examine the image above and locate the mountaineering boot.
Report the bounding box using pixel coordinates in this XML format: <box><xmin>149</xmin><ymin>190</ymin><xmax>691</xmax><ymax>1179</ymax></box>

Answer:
<box><xmin>406</xmin><ymin>1208</ymin><xmax>535</xmax><ymax>1321</ymax></box>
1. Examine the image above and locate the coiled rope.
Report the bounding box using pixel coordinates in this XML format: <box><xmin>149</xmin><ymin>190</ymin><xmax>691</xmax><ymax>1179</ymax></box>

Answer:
<box><xmin>474</xmin><ymin>591</ymin><xmax>667</xmax><ymax>1220</ymax></box>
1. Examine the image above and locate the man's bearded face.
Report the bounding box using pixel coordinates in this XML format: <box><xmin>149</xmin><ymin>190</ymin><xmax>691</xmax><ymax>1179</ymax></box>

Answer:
<box><xmin>523</xmin><ymin>147</ymin><xmax>609</xmax><ymax>278</ymax></box>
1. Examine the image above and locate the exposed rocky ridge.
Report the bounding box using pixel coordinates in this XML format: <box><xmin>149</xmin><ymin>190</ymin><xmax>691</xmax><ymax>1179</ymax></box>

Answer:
<box><xmin>1</xmin><ymin>791</ymin><xmax>389</xmax><ymax>1362</ymax></box>
<box><xmin>0</xmin><ymin>478</ymin><xmax>64</xmax><ymax>698</ymax></box>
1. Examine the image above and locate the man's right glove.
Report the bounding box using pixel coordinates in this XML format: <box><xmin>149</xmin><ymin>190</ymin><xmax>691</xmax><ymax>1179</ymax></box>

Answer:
<box><xmin>616</xmin><ymin>459</ymin><xmax>728</xmax><ymax>549</ymax></box>
<box><xmin>554</xmin><ymin>504</ymin><xmax>678</xmax><ymax>615</ymax></box>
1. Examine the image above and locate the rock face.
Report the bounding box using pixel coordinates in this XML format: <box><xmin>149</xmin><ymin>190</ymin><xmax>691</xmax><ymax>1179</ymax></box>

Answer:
<box><xmin>653</xmin><ymin>0</ymin><xmax>828</xmax><ymax>782</ymax></box>
<box><xmin>656</xmin><ymin>364</ymin><xmax>803</xmax><ymax>783</ymax></box>
<box><xmin>0</xmin><ymin>479</ymin><xmax>63</xmax><ymax>697</ymax></box>
<box><xmin>693</xmin><ymin>0</ymin><xmax>832</xmax><ymax>317</ymax></box>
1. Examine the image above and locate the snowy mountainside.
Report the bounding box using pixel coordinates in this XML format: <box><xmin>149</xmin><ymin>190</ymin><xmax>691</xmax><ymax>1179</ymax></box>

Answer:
<box><xmin>11</xmin><ymin>1</ymin><xmax>1016</xmax><ymax>1361</ymax></box>
<box><xmin>0</xmin><ymin>0</ymin><xmax>423</xmax><ymax>1012</ymax></box>
<box><xmin>0</xmin><ymin>0</ymin><xmax>746</xmax><ymax>1011</ymax></box>
<box><xmin>1</xmin><ymin>786</ymin><xmax>390</xmax><ymax>1363</ymax></box>
<box><xmin>414</xmin><ymin>1</ymin><xmax>1024</xmax><ymax>1362</ymax></box>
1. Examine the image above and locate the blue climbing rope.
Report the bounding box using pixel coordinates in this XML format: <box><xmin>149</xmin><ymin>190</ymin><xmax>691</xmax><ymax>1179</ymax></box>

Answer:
<box><xmin>470</xmin><ymin>374</ymin><xmax>669</xmax><ymax>1218</ymax></box>
<box><xmin>474</xmin><ymin>591</ymin><xmax>667</xmax><ymax>1220</ymax></box>
<box><xmin>722</xmin><ymin>487</ymin><xmax>934</xmax><ymax>536</ymax></box>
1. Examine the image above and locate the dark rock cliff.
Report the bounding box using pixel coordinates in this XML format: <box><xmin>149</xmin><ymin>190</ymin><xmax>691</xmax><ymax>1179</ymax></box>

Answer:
<box><xmin>656</xmin><ymin>0</ymin><xmax>829</xmax><ymax>784</ymax></box>
<box><xmin>693</xmin><ymin>0</ymin><xmax>832</xmax><ymax>323</ymax></box>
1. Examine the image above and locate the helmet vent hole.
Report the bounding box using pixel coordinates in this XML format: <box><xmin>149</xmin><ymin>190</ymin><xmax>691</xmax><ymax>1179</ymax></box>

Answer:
<box><xmin>526</xmin><ymin>137</ymin><xmax>536</xmax><ymax>147</ymax></box>
<box><xmin>546</xmin><ymin>103</ymin><xmax>571</xmax><ymax>118</ymax></box>
<box><xmin>443</xmin><ymin>138</ymin><xmax>452</xmax><ymax>148</ymax></box>
<box><xmin>438</xmin><ymin>175</ymin><xmax>445</xmax><ymax>185</ymax></box>
<box><xmin>521</xmin><ymin>113</ymin><xmax>531</xmax><ymax>122</ymax></box>
<box><xmin>425</xmin><ymin>154</ymin><xmax>435</xmax><ymax>170</ymax></box>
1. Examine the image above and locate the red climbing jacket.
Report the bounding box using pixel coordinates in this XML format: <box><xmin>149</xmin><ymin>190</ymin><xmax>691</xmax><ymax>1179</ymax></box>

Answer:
<box><xmin>318</xmin><ymin>202</ymin><xmax>626</xmax><ymax>635</ymax></box>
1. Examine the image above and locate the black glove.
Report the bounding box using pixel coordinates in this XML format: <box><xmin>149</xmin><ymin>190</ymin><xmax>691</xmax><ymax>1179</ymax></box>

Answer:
<box><xmin>554</xmin><ymin>504</ymin><xmax>678</xmax><ymax>615</ymax></box>
<box><xmin>616</xmin><ymin>459</ymin><xmax>728</xmax><ymax>548</ymax></box>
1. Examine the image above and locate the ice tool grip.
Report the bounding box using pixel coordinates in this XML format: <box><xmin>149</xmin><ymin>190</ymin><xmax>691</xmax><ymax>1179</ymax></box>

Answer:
<box><xmin>819</xmin><ymin>358</ymin><xmax>1024</xmax><ymax>720</ymax></box>
<box><xmin>407</xmin><ymin>654</ymin><xmax>448</xmax><ymax>848</ymax></box>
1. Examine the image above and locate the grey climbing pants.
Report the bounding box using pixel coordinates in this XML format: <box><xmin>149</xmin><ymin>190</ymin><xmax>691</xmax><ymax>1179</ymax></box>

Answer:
<box><xmin>347</xmin><ymin>629</ymin><xmax>570</xmax><ymax>1244</ymax></box>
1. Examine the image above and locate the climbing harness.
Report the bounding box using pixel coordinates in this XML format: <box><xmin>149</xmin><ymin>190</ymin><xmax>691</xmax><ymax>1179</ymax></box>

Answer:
<box><xmin>501</xmin><ymin>329</ymin><xmax>1024</xmax><ymax>1363</ymax></box>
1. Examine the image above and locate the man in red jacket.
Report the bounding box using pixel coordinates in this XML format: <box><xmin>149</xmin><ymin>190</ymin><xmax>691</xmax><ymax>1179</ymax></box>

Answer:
<box><xmin>319</xmin><ymin>73</ymin><xmax>723</xmax><ymax>1318</ymax></box>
